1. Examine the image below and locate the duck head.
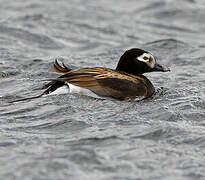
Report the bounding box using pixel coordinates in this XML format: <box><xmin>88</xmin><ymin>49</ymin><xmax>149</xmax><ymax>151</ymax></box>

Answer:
<box><xmin>116</xmin><ymin>48</ymin><xmax>170</xmax><ymax>75</ymax></box>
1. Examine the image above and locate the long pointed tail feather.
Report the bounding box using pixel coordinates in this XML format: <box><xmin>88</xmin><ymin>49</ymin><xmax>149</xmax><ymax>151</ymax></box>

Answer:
<box><xmin>9</xmin><ymin>59</ymin><xmax>71</xmax><ymax>103</ymax></box>
<box><xmin>54</xmin><ymin>59</ymin><xmax>71</xmax><ymax>74</ymax></box>
<box><xmin>9</xmin><ymin>80</ymin><xmax>67</xmax><ymax>103</ymax></box>
<box><xmin>9</xmin><ymin>93</ymin><xmax>45</xmax><ymax>103</ymax></box>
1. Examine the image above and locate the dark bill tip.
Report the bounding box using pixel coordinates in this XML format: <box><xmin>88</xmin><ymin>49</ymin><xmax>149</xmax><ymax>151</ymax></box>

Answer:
<box><xmin>161</xmin><ymin>65</ymin><xmax>170</xmax><ymax>72</ymax></box>
<box><xmin>153</xmin><ymin>63</ymin><xmax>170</xmax><ymax>72</ymax></box>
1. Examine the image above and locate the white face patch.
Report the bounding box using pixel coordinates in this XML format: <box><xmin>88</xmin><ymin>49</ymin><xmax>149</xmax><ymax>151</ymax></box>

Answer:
<box><xmin>137</xmin><ymin>53</ymin><xmax>156</xmax><ymax>68</ymax></box>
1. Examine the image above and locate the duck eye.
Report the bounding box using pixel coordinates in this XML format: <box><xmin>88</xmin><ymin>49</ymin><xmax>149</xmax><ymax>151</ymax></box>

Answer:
<box><xmin>143</xmin><ymin>56</ymin><xmax>149</xmax><ymax>60</ymax></box>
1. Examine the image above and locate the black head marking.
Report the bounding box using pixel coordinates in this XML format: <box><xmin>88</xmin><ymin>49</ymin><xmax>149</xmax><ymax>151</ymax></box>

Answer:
<box><xmin>116</xmin><ymin>48</ymin><xmax>153</xmax><ymax>75</ymax></box>
<box><xmin>116</xmin><ymin>48</ymin><xmax>170</xmax><ymax>75</ymax></box>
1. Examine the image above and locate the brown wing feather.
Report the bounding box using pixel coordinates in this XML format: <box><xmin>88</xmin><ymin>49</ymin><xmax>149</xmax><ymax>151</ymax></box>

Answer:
<box><xmin>55</xmin><ymin>67</ymin><xmax>151</xmax><ymax>100</ymax></box>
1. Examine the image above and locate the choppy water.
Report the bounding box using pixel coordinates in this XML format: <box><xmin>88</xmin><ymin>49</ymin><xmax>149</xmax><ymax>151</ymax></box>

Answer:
<box><xmin>0</xmin><ymin>0</ymin><xmax>205</xmax><ymax>179</ymax></box>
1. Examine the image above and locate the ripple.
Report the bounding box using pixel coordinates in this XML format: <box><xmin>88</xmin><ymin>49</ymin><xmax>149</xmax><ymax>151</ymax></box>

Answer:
<box><xmin>133</xmin><ymin>127</ymin><xmax>173</xmax><ymax>141</ymax></box>
<box><xmin>0</xmin><ymin>141</ymin><xmax>16</xmax><ymax>147</ymax></box>
<box><xmin>145</xmin><ymin>38</ymin><xmax>188</xmax><ymax>49</ymax></box>
<box><xmin>0</xmin><ymin>25</ymin><xmax>64</xmax><ymax>49</ymax></box>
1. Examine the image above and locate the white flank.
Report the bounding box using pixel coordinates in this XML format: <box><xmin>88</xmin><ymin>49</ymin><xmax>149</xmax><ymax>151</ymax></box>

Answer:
<box><xmin>48</xmin><ymin>85</ymin><xmax>69</xmax><ymax>95</ymax></box>
<box><xmin>49</xmin><ymin>83</ymin><xmax>104</xmax><ymax>99</ymax></box>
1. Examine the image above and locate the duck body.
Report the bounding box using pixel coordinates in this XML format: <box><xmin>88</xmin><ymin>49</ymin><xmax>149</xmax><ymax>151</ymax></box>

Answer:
<box><xmin>44</xmin><ymin>66</ymin><xmax>155</xmax><ymax>100</ymax></box>
<box><xmin>11</xmin><ymin>48</ymin><xmax>169</xmax><ymax>102</ymax></box>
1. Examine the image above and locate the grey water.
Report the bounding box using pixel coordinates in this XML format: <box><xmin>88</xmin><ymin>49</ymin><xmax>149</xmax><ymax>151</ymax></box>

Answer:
<box><xmin>0</xmin><ymin>0</ymin><xmax>205</xmax><ymax>179</ymax></box>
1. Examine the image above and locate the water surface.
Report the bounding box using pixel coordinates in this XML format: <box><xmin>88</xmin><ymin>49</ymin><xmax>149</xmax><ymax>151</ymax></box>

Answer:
<box><xmin>0</xmin><ymin>0</ymin><xmax>205</xmax><ymax>180</ymax></box>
